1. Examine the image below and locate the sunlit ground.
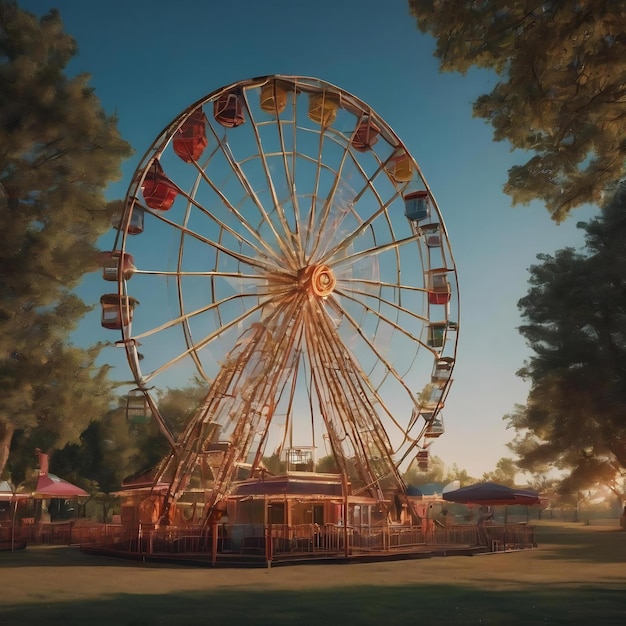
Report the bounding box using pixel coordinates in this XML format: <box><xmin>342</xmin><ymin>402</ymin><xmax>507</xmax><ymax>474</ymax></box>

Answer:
<box><xmin>1</xmin><ymin>521</ymin><xmax>624</xmax><ymax>625</ymax></box>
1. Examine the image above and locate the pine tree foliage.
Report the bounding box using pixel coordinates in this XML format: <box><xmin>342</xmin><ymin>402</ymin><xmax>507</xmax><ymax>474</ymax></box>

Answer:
<box><xmin>508</xmin><ymin>184</ymin><xmax>626</xmax><ymax>496</ymax></box>
<box><xmin>0</xmin><ymin>1</ymin><xmax>132</xmax><ymax>479</ymax></box>
<box><xmin>408</xmin><ymin>0</ymin><xmax>626</xmax><ymax>220</ymax></box>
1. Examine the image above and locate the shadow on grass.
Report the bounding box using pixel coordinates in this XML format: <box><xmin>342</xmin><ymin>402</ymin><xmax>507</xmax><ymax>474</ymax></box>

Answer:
<box><xmin>0</xmin><ymin>547</ymin><xmax>157</xmax><ymax>570</ymax></box>
<box><xmin>534</xmin><ymin>528</ymin><xmax>626</xmax><ymax>564</ymax></box>
<box><xmin>0</xmin><ymin>584</ymin><xmax>623</xmax><ymax>626</ymax></box>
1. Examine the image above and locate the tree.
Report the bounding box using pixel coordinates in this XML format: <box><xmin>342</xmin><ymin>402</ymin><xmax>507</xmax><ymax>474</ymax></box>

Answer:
<box><xmin>443</xmin><ymin>463</ymin><xmax>476</xmax><ymax>486</ymax></box>
<box><xmin>51</xmin><ymin>406</ymin><xmax>137</xmax><ymax>521</ymax></box>
<box><xmin>264</xmin><ymin>451</ymin><xmax>287</xmax><ymax>474</ymax></box>
<box><xmin>0</xmin><ymin>2</ymin><xmax>132</xmax><ymax>478</ymax></box>
<box><xmin>481</xmin><ymin>457</ymin><xmax>517</xmax><ymax>486</ymax></box>
<box><xmin>403</xmin><ymin>454</ymin><xmax>446</xmax><ymax>485</ymax></box>
<box><xmin>4</xmin><ymin>344</ymin><xmax>114</xmax><ymax>484</ymax></box>
<box><xmin>130</xmin><ymin>379</ymin><xmax>209</xmax><ymax>473</ymax></box>
<box><xmin>507</xmin><ymin>184</ymin><xmax>626</xmax><ymax>499</ymax></box>
<box><xmin>408</xmin><ymin>1</ymin><xmax>626</xmax><ymax>221</ymax></box>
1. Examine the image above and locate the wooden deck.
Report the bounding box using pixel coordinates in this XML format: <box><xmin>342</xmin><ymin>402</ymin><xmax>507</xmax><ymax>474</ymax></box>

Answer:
<box><xmin>81</xmin><ymin>541</ymin><xmax>490</xmax><ymax>568</ymax></box>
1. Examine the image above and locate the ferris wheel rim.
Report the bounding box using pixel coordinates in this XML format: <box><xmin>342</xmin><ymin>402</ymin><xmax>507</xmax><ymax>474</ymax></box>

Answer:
<box><xmin>103</xmin><ymin>74</ymin><xmax>460</xmax><ymax>505</ymax></box>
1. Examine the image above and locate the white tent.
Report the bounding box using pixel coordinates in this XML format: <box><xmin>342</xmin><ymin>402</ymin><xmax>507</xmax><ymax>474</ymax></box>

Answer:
<box><xmin>0</xmin><ymin>480</ymin><xmax>29</xmax><ymax>500</ymax></box>
<box><xmin>0</xmin><ymin>480</ymin><xmax>30</xmax><ymax>551</ymax></box>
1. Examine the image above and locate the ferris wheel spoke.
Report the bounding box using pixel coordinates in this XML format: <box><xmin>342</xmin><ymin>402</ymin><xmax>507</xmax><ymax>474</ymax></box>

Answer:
<box><xmin>205</xmin><ymin>297</ymin><xmax>306</xmax><ymax>489</ymax></box>
<box><xmin>139</xmin><ymin>298</ymin><xmax>267</xmax><ymax>385</ymax></box>
<box><xmin>183</xmin><ymin>138</ymin><xmax>278</xmax><ymax>260</ymax></box>
<box><xmin>304</xmin><ymin>131</ymin><xmax>356</xmax><ymax>263</ymax></box>
<box><xmin>324</xmin><ymin>294</ymin><xmax>423</xmax><ymax>406</ymax></box>
<box><xmin>335</xmin><ymin>284</ymin><xmax>432</xmax><ymax>327</ymax></box>
<box><xmin>131</xmin><ymin>290</ymin><xmax>258</xmax><ymax>343</ymax></box>
<box><xmin>206</xmin><ymin>126</ymin><xmax>300</xmax><ymax>268</ymax></box>
<box><xmin>340</xmin><ymin>276</ymin><xmax>428</xmax><ymax>295</ymax></box>
<box><xmin>180</xmin><ymin>165</ymin><xmax>288</xmax><ymax>268</ymax></box>
<box><xmin>282</xmin><ymin>102</ymin><xmax>306</xmax><ymax>265</ymax></box>
<box><xmin>138</xmin><ymin>206</ymin><xmax>289</xmax><ymax>276</ymax></box>
<box><xmin>328</xmin><ymin>233</ymin><xmax>421</xmax><ymax>271</ymax></box>
<box><xmin>351</xmin><ymin>155</ymin><xmax>399</xmax><ymax>206</ymax></box>
<box><xmin>314</xmin><ymin>300</ymin><xmax>415</xmax><ymax>440</ymax></box>
<box><xmin>243</xmin><ymin>96</ymin><xmax>305</xmax><ymax>264</ymax></box>
<box><xmin>301</xmin><ymin>95</ymin><xmax>332</xmax><ymax>257</ymax></box>
<box><xmin>317</xmin><ymin>195</ymin><xmax>405</xmax><ymax>267</ymax></box>
<box><xmin>133</xmin><ymin>269</ymin><xmax>264</xmax><ymax>281</ymax></box>
<box><xmin>304</xmin><ymin>308</ymin><xmax>398</xmax><ymax>494</ymax></box>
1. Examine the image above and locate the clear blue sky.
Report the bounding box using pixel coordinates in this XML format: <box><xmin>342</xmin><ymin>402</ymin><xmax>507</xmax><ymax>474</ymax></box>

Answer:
<box><xmin>22</xmin><ymin>0</ymin><xmax>596</xmax><ymax>478</ymax></box>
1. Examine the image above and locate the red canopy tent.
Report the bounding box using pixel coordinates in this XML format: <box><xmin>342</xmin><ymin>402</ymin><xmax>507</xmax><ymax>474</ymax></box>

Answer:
<box><xmin>33</xmin><ymin>450</ymin><xmax>88</xmax><ymax>497</ymax></box>
<box><xmin>34</xmin><ymin>473</ymin><xmax>88</xmax><ymax>498</ymax></box>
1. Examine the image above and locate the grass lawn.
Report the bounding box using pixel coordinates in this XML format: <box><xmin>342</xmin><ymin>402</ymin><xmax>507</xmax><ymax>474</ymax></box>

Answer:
<box><xmin>0</xmin><ymin>521</ymin><xmax>624</xmax><ymax>625</ymax></box>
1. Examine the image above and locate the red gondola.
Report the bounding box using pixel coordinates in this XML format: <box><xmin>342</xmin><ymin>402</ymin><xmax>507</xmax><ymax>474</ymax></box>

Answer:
<box><xmin>214</xmin><ymin>91</ymin><xmax>245</xmax><ymax>128</ymax></box>
<box><xmin>352</xmin><ymin>116</ymin><xmax>380</xmax><ymax>152</ymax></box>
<box><xmin>416</xmin><ymin>448</ymin><xmax>429</xmax><ymax>470</ymax></box>
<box><xmin>173</xmin><ymin>108</ymin><xmax>208</xmax><ymax>162</ymax></box>
<box><xmin>101</xmin><ymin>251</ymin><xmax>135</xmax><ymax>281</ymax></box>
<box><xmin>428</xmin><ymin>269</ymin><xmax>451</xmax><ymax>305</ymax></box>
<box><xmin>100</xmin><ymin>294</ymin><xmax>139</xmax><ymax>330</ymax></box>
<box><xmin>141</xmin><ymin>160</ymin><xmax>178</xmax><ymax>211</ymax></box>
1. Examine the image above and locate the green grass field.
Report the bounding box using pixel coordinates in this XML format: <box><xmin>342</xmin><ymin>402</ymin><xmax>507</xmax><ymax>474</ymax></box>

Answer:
<box><xmin>1</xmin><ymin>521</ymin><xmax>624</xmax><ymax>625</ymax></box>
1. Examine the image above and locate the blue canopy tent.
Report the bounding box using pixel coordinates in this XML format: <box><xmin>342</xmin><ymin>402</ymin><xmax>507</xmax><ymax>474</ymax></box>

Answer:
<box><xmin>442</xmin><ymin>482</ymin><xmax>542</xmax><ymax>506</ymax></box>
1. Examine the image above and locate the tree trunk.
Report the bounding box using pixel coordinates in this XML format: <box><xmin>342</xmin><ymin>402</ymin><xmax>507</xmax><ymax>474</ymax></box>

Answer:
<box><xmin>0</xmin><ymin>421</ymin><xmax>15</xmax><ymax>478</ymax></box>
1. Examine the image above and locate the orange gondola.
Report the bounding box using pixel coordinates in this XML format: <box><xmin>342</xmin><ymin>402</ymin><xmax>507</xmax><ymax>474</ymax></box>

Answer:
<box><xmin>308</xmin><ymin>92</ymin><xmax>339</xmax><ymax>126</ymax></box>
<box><xmin>260</xmin><ymin>81</ymin><xmax>287</xmax><ymax>115</ymax></box>
<box><xmin>386</xmin><ymin>149</ymin><xmax>413</xmax><ymax>182</ymax></box>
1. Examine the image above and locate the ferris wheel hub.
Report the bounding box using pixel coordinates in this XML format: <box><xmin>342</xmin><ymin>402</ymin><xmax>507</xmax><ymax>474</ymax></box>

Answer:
<box><xmin>298</xmin><ymin>264</ymin><xmax>336</xmax><ymax>298</ymax></box>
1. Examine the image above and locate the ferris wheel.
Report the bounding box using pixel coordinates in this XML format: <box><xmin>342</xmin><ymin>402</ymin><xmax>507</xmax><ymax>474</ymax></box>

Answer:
<box><xmin>100</xmin><ymin>75</ymin><xmax>459</xmax><ymax>523</ymax></box>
